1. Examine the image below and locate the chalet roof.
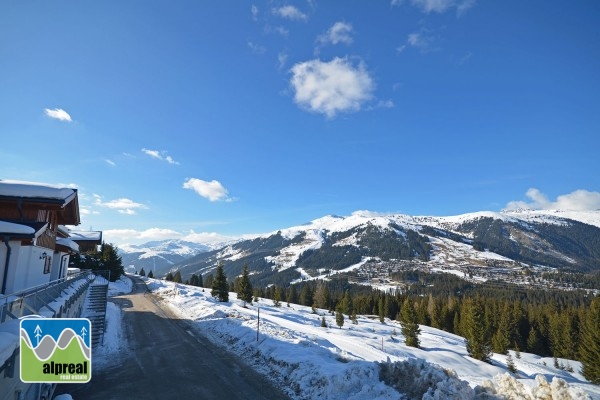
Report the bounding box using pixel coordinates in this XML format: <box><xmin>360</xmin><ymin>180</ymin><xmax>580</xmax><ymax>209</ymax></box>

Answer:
<box><xmin>0</xmin><ymin>221</ymin><xmax>48</xmax><ymax>241</ymax></box>
<box><xmin>56</xmin><ymin>237</ymin><xmax>80</xmax><ymax>252</ymax></box>
<box><xmin>0</xmin><ymin>180</ymin><xmax>77</xmax><ymax>204</ymax></box>
<box><xmin>0</xmin><ymin>180</ymin><xmax>80</xmax><ymax>225</ymax></box>
<box><xmin>68</xmin><ymin>230</ymin><xmax>103</xmax><ymax>243</ymax></box>
<box><xmin>0</xmin><ymin>221</ymin><xmax>35</xmax><ymax>237</ymax></box>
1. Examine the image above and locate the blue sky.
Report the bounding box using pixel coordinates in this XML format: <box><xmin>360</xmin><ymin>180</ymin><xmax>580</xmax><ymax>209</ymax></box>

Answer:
<box><xmin>1</xmin><ymin>0</ymin><xmax>599</xmax><ymax>246</ymax></box>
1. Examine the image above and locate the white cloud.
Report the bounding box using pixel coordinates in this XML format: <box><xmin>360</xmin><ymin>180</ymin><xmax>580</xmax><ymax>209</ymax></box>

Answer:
<box><xmin>278</xmin><ymin>52</ymin><xmax>288</xmax><ymax>69</ymax></box>
<box><xmin>44</xmin><ymin>108</ymin><xmax>72</xmax><ymax>122</ymax></box>
<box><xmin>272</xmin><ymin>5</ymin><xmax>307</xmax><ymax>21</ymax></box>
<box><xmin>251</xmin><ymin>4</ymin><xmax>258</xmax><ymax>20</ymax></box>
<box><xmin>289</xmin><ymin>57</ymin><xmax>374</xmax><ymax>118</ymax></box>
<box><xmin>318</xmin><ymin>22</ymin><xmax>353</xmax><ymax>46</ymax></box>
<box><xmin>94</xmin><ymin>195</ymin><xmax>149</xmax><ymax>215</ymax></box>
<box><xmin>183</xmin><ymin>230</ymin><xmax>236</xmax><ymax>245</ymax></box>
<box><xmin>105</xmin><ymin>159</ymin><xmax>116</xmax><ymax>167</ymax></box>
<box><xmin>103</xmin><ymin>228</ymin><xmax>183</xmax><ymax>244</ymax></box>
<box><xmin>141</xmin><ymin>148</ymin><xmax>179</xmax><ymax>165</ymax></box>
<box><xmin>408</xmin><ymin>0</ymin><xmax>476</xmax><ymax>14</ymax></box>
<box><xmin>505</xmin><ymin>188</ymin><xmax>600</xmax><ymax>211</ymax></box>
<box><xmin>247</xmin><ymin>41</ymin><xmax>266</xmax><ymax>54</ymax></box>
<box><xmin>183</xmin><ymin>178</ymin><xmax>232</xmax><ymax>202</ymax></box>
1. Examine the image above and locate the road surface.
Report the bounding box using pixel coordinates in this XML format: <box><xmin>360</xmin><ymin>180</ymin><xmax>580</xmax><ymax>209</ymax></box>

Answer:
<box><xmin>56</xmin><ymin>276</ymin><xmax>289</xmax><ymax>400</ymax></box>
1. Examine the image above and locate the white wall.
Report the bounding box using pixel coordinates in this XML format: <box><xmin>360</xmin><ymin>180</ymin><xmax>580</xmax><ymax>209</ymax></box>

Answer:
<box><xmin>49</xmin><ymin>252</ymin><xmax>69</xmax><ymax>282</ymax></box>
<box><xmin>4</xmin><ymin>246</ymin><xmax>52</xmax><ymax>294</ymax></box>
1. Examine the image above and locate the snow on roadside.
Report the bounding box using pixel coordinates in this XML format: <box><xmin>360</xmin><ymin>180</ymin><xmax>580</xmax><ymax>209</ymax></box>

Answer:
<box><xmin>144</xmin><ymin>278</ymin><xmax>598</xmax><ymax>400</ymax></box>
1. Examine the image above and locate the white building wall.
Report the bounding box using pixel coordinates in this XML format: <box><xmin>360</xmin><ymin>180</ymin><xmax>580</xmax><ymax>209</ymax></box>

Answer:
<box><xmin>49</xmin><ymin>252</ymin><xmax>70</xmax><ymax>282</ymax></box>
<box><xmin>1</xmin><ymin>241</ymin><xmax>22</xmax><ymax>295</ymax></box>
<box><xmin>4</xmin><ymin>246</ymin><xmax>51</xmax><ymax>294</ymax></box>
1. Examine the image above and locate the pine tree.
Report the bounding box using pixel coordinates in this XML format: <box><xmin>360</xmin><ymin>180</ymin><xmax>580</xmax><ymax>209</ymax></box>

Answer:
<box><xmin>173</xmin><ymin>271</ymin><xmax>183</xmax><ymax>283</ymax></box>
<box><xmin>506</xmin><ymin>353</ymin><xmax>517</xmax><ymax>374</ymax></box>
<box><xmin>580</xmin><ymin>296</ymin><xmax>600</xmax><ymax>384</ymax></box>
<box><xmin>211</xmin><ymin>262</ymin><xmax>229</xmax><ymax>302</ymax></box>
<box><xmin>351</xmin><ymin>311</ymin><xmax>358</xmax><ymax>325</ymax></box>
<box><xmin>321</xmin><ymin>316</ymin><xmax>327</xmax><ymax>328</ymax></box>
<box><xmin>464</xmin><ymin>297</ymin><xmax>492</xmax><ymax>362</ymax></box>
<box><xmin>139</xmin><ymin>268</ymin><xmax>146</xmax><ymax>277</ymax></box>
<box><xmin>273</xmin><ymin>286</ymin><xmax>282</xmax><ymax>307</ymax></box>
<box><xmin>492</xmin><ymin>303</ymin><xmax>514</xmax><ymax>354</ymax></box>
<box><xmin>237</xmin><ymin>264</ymin><xmax>253</xmax><ymax>307</ymax></box>
<box><xmin>378</xmin><ymin>297</ymin><xmax>385</xmax><ymax>323</ymax></box>
<box><xmin>400</xmin><ymin>297</ymin><xmax>420</xmax><ymax>348</ymax></box>
<box><xmin>314</xmin><ymin>282</ymin><xmax>330</xmax><ymax>310</ymax></box>
<box><xmin>166</xmin><ymin>272</ymin><xmax>174</xmax><ymax>281</ymax></box>
<box><xmin>335</xmin><ymin>304</ymin><xmax>345</xmax><ymax>329</ymax></box>
<box><xmin>341</xmin><ymin>290</ymin><xmax>353</xmax><ymax>316</ymax></box>
<box><xmin>204</xmin><ymin>274</ymin><xmax>213</xmax><ymax>289</ymax></box>
<box><xmin>100</xmin><ymin>243</ymin><xmax>124</xmax><ymax>282</ymax></box>
<box><xmin>147</xmin><ymin>270</ymin><xmax>154</xmax><ymax>279</ymax></box>
<box><xmin>299</xmin><ymin>285</ymin><xmax>313</xmax><ymax>306</ymax></box>
<box><xmin>286</xmin><ymin>285</ymin><xmax>297</xmax><ymax>306</ymax></box>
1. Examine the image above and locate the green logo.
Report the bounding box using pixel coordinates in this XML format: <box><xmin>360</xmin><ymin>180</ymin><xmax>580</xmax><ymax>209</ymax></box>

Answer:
<box><xmin>20</xmin><ymin>318</ymin><xmax>91</xmax><ymax>383</ymax></box>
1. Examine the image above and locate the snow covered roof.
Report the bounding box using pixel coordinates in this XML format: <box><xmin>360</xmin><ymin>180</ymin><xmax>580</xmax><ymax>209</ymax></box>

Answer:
<box><xmin>0</xmin><ymin>180</ymin><xmax>77</xmax><ymax>205</ymax></box>
<box><xmin>0</xmin><ymin>220</ymin><xmax>35</xmax><ymax>236</ymax></box>
<box><xmin>56</xmin><ymin>237</ymin><xmax>80</xmax><ymax>252</ymax></box>
<box><xmin>68</xmin><ymin>231</ymin><xmax>102</xmax><ymax>242</ymax></box>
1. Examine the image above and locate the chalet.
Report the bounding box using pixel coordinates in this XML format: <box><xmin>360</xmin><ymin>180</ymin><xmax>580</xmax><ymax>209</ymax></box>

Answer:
<box><xmin>0</xmin><ymin>180</ymin><xmax>80</xmax><ymax>295</ymax></box>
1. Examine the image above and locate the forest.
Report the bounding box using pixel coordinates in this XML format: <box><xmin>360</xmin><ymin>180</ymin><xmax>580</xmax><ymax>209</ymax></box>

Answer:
<box><xmin>188</xmin><ymin>268</ymin><xmax>600</xmax><ymax>384</ymax></box>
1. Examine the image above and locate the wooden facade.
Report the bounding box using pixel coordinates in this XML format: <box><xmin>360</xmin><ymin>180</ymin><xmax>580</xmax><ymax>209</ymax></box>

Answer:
<box><xmin>0</xmin><ymin>182</ymin><xmax>80</xmax><ymax>250</ymax></box>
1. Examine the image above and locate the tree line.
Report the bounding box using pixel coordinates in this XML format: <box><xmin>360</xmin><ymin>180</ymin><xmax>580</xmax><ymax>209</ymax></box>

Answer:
<box><xmin>159</xmin><ymin>263</ymin><xmax>599</xmax><ymax>384</ymax></box>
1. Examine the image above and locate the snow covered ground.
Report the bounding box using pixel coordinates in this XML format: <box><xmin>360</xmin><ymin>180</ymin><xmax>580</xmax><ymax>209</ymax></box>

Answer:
<box><xmin>77</xmin><ymin>274</ymin><xmax>600</xmax><ymax>399</ymax></box>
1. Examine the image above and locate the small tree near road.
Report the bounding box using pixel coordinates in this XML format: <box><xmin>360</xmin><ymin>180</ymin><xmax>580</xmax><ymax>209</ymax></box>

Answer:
<box><xmin>237</xmin><ymin>264</ymin><xmax>253</xmax><ymax>307</ymax></box>
<box><xmin>211</xmin><ymin>262</ymin><xmax>229</xmax><ymax>302</ymax></box>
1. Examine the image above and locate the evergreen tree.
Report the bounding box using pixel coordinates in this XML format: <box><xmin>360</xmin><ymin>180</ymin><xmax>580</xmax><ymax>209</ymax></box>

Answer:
<box><xmin>506</xmin><ymin>353</ymin><xmax>517</xmax><ymax>374</ymax></box>
<box><xmin>211</xmin><ymin>262</ymin><xmax>229</xmax><ymax>302</ymax></box>
<box><xmin>400</xmin><ymin>297</ymin><xmax>420</xmax><ymax>348</ymax></box>
<box><xmin>237</xmin><ymin>264</ymin><xmax>253</xmax><ymax>307</ymax></box>
<box><xmin>173</xmin><ymin>271</ymin><xmax>183</xmax><ymax>283</ymax></box>
<box><xmin>580</xmin><ymin>296</ymin><xmax>600</xmax><ymax>384</ymax></box>
<box><xmin>341</xmin><ymin>290</ymin><xmax>353</xmax><ymax>316</ymax></box>
<box><xmin>314</xmin><ymin>282</ymin><xmax>330</xmax><ymax>310</ymax></box>
<box><xmin>100</xmin><ymin>243</ymin><xmax>124</xmax><ymax>282</ymax></box>
<box><xmin>197</xmin><ymin>273</ymin><xmax>203</xmax><ymax>288</ymax></box>
<box><xmin>321</xmin><ymin>316</ymin><xmax>327</xmax><ymax>328</ymax></box>
<box><xmin>378</xmin><ymin>297</ymin><xmax>385</xmax><ymax>323</ymax></box>
<box><xmin>299</xmin><ymin>285</ymin><xmax>313</xmax><ymax>306</ymax></box>
<box><xmin>335</xmin><ymin>304</ymin><xmax>345</xmax><ymax>329</ymax></box>
<box><xmin>351</xmin><ymin>311</ymin><xmax>358</xmax><ymax>325</ymax></box>
<box><xmin>273</xmin><ymin>286</ymin><xmax>282</xmax><ymax>307</ymax></box>
<box><xmin>147</xmin><ymin>270</ymin><xmax>154</xmax><ymax>279</ymax></box>
<box><xmin>464</xmin><ymin>297</ymin><xmax>492</xmax><ymax>362</ymax></box>
<box><xmin>139</xmin><ymin>267</ymin><xmax>146</xmax><ymax>277</ymax></box>
<box><xmin>492</xmin><ymin>302</ymin><xmax>514</xmax><ymax>354</ymax></box>
<box><xmin>286</xmin><ymin>285</ymin><xmax>298</xmax><ymax>306</ymax></box>
<box><xmin>204</xmin><ymin>274</ymin><xmax>213</xmax><ymax>289</ymax></box>
<box><xmin>165</xmin><ymin>272</ymin><xmax>174</xmax><ymax>281</ymax></box>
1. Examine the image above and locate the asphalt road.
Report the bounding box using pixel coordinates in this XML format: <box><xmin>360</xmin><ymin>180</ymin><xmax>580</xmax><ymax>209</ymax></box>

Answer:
<box><xmin>56</xmin><ymin>276</ymin><xmax>290</xmax><ymax>400</ymax></box>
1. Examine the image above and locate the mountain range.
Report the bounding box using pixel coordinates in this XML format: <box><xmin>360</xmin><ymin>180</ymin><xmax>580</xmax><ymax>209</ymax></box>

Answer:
<box><xmin>119</xmin><ymin>209</ymin><xmax>600</xmax><ymax>285</ymax></box>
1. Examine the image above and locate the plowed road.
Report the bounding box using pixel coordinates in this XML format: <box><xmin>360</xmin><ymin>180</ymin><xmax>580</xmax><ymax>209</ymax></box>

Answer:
<box><xmin>56</xmin><ymin>276</ymin><xmax>289</xmax><ymax>400</ymax></box>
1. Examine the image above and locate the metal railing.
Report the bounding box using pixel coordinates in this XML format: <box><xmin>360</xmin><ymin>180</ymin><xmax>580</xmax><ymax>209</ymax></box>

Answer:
<box><xmin>0</xmin><ymin>271</ymin><xmax>96</xmax><ymax>323</ymax></box>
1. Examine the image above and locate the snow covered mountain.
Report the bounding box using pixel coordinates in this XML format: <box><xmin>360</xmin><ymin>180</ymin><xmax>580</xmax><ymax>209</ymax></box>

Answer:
<box><xmin>118</xmin><ymin>239</ymin><xmax>217</xmax><ymax>276</ymax></box>
<box><xmin>167</xmin><ymin>209</ymin><xmax>600</xmax><ymax>284</ymax></box>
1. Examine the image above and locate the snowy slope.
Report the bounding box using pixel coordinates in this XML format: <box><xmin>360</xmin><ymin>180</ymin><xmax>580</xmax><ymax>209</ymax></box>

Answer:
<box><xmin>90</xmin><ymin>276</ymin><xmax>598</xmax><ymax>399</ymax></box>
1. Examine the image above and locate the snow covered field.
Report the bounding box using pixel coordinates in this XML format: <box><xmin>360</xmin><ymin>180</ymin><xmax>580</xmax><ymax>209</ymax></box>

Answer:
<box><xmin>91</xmin><ymin>275</ymin><xmax>599</xmax><ymax>399</ymax></box>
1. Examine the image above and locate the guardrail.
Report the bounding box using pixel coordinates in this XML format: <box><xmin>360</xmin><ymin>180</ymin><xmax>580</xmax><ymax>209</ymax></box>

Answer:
<box><xmin>0</xmin><ymin>271</ymin><xmax>96</xmax><ymax>323</ymax></box>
